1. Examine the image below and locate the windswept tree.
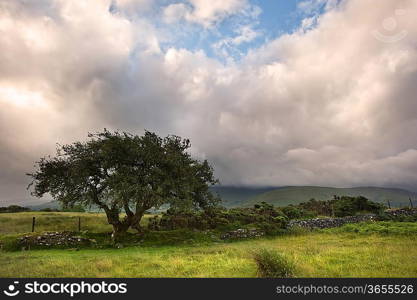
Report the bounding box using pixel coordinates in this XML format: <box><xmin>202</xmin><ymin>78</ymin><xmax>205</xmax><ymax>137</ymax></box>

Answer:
<box><xmin>27</xmin><ymin>130</ymin><xmax>219</xmax><ymax>240</ymax></box>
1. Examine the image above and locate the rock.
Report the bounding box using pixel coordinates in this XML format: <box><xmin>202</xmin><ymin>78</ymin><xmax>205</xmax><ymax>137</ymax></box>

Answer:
<box><xmin>18</xmin><ymin>231</ymin><xmax>93</xmax><ymax>249</ymax></box>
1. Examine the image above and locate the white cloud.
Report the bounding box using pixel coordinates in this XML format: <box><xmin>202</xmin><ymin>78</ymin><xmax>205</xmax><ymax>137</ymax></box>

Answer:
<box><xmin>1</xmin><ymin>0</ymin><xmax>417</xmax><ymax>205</ymax></box>
<box><xmin>212</xmin><ymin>24</ymin><xmax>261</xmax><ymax>61</ymax></box>
<box><xmin>162</xmin><ymin>0</ymin><xmax>258</xmax><ymax>28</ymax></box>
<box><xmin>163</xmin><ymin>3</ymin><xmax>189</xmax><ymax>24</ymax></box>
<box><xmin>113</xmin><ymin>0</ymin><xmax>152</xmax><ymax>13</ymax></box>
<box><xmin>298</xmin><ymin>0</ymin><xmax>339</xmax><ymax>14</ymax></box>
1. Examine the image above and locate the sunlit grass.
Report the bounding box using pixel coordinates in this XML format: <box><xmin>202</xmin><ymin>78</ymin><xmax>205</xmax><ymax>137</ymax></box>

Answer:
<box><xmin>0</xmin><ymin>232</ymin><xmax>416</xmax><ymax>278</ymax></box>
<box><xmin>0</xmin><ymin>212</ymin><xmax>152</xmax><ymax>234</ymax></box>
<box><xmin>1</xmin><ymin>213</ymin><xmax>415</xmax><ymax>277</ymax></box>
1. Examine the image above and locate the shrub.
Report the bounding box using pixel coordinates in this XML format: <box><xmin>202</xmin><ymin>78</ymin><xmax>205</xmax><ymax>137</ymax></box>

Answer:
<box><xmin>282</xmin><ymin>206</ymin><xmax>305</xmax><ymax>219</ymax></box>
<box><xmin>253</xmin><ymin>249</ymin><xmax>295</xmax><ymax>278</ymax></box>
<box><xmin>154</xmin><ymin>204</ymin><xmax>288</xmax><ymax>232</ymax></box>
<box><xmin>0</xmin><ymin>235</ymin><xmax>22</xmax><ymax>251</ymax></box>
<box><xmin>334</xmin><ymin>196</ymin><xmax>384</xmax><ymax>217</ymax></box>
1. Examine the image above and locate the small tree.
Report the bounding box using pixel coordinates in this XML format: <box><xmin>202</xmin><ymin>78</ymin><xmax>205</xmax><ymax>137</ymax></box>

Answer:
<box><xmin>27</xmin><ymin>130</ymin><xmax>219</xmax><ymax>240</ymax></box>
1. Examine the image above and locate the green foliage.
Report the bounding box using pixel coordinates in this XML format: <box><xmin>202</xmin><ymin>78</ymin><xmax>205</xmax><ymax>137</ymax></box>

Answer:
<box><xmin>0</xmin><ymin>235</ymin><xmax>22</xmax><ymax>251</ymax></box>
<box><xmin>333</xmin><ymin>196</ymin><xmax>384</xmax><ymax>217</ymax></box>
<box><xmin>298</xmin><ymin>198</ymin><xmax>333</xmax><ymax>216</ymax></box>
<box><xmin>282</xmin><ymin>205</ymin><xmax>306</xmax><ymax>219</ymax></box>
<box><xmin>277</xmin><ymin>196</ymin><xmax>385</xmax><ymax>219</ymax></box>
<box><xmin>27</xmin><ymin>129</ymin><xmax>219</xmax><ymax>239</ymax></box>
<box><xmin>255</xmin><ymin>222</ymin><xmax>286</xmax><ymax>236</ymax></box>
<box><xmin>141</xmin><ymin>229</ymin><xmax>215</xmax><ymax>247</ymax></box>
<box><xmin>253</xmin><ymin>249</ymin><xmax>295</xmax><ymax>278</ymax></box>
<box><xmin>152</xmin><ymin>203</ymin><xmax>288</xmax><ymax>233</ymax></box>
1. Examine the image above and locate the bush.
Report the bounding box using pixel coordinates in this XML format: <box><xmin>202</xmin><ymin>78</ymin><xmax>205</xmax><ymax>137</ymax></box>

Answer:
<box><xmin>334</xmin><ymin>196</ymin><xmax>384</xmax><ymax>217</ymax></box>
<box><xmin>0</xmin><ymin>235</ymin><xmax>22</xmax><ymax>251</ymax></box>
<box><xmin>153</xmin><ymin>204</ymin><xmax>288</xmax><ymax>232</ymax></box>
<box><xmin>282</xmin><ymin>206</ymin><xmax>305</xmax><ymax>219</ymax></box>
<box><xmin>253</xmin><ymin>249</ymin><xmax>295</xmax><ymax>278</ymax></box>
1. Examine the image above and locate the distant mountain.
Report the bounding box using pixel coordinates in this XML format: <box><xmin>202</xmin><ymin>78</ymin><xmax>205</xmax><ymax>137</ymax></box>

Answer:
<box><xmin>26</xmin><ymin>186</ymin><xmax>417</xmax><ymax>210</ymax></box>
<box><xmin>210</xmin><ymin>186</ymin><xmax>278</xmax><ymax>207</ymax></box>
<box><xmin>242</xmin><ymin>186</ymin><xmax>417</xmax><ymax>208</ymax></box>
<box><xmin>28</xmin><ymin>200</ymin><xmax>102</xmax><ymax>212</ymax></box>
<box><xmin>26</xmin><ymin>200</ymin><xmax>61</xmax><ymax>211</ymax></box>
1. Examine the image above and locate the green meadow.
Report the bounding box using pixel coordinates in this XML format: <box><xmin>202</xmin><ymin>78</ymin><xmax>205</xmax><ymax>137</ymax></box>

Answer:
<box><xmin>0</xmin><ymin>212</ymin><xmax>416</xmax><ymax>278</ymax></box>
<box><xmin>0</xmin><ymin>212</ymin><xmax>152</xmax><ymax>234</ymax></box>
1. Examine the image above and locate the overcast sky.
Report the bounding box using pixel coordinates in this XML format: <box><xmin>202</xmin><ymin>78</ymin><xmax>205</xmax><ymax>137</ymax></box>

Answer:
<box><xmin>1</xmin><ymin>0</ymin><xmax>417</xmax><ymax>205</ymax></box>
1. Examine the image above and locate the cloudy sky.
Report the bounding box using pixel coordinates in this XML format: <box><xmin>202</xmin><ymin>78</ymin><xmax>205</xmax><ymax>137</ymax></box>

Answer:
<box><xmin>1</xmin><ymin>0</ymin><xmax>417</xmax><ymax>205</ymax></box>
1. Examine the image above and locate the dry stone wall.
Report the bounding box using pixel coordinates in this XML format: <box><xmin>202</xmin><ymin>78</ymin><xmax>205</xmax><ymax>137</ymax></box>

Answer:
<box><xmin>288</xmin><ymin>208</ymin><xmax>417</xmax><ymax>229</ymax></box>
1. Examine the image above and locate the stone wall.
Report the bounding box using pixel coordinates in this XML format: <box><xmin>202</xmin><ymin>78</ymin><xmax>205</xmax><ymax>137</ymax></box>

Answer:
<box><xmin>19</xmin><ymin>231</ymin><xmax>96</xmax><ymax>249</ymax></box>
<box><xmin>288</xmin><ymin>208</ymin><xmax>417</xmax><ymax>229</ymax></box>
<box><xmin>220</xmin><ymin>228</ymin><xmax>265</xmax><ymax>240</ymax></box>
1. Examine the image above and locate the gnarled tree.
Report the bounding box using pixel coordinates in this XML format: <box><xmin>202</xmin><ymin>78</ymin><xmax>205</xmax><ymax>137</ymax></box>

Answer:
<box><xmin>27</xmin><ymin>130</ymin><xmax>219</xmax><ymax>241</ymax></box>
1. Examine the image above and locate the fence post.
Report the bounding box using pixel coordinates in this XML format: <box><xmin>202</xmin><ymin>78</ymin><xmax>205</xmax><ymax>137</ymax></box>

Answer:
<box><xmin>32</xmin><ymin>217</ymin><xmax>36</xmax><ymax>232</ymax></box>
<box><xmin>410</xmin><ymin>198</ymin><xmax>414</xmax><ymax>209</ymax></box>
<box><xmin>78</xmin><ymin>217</ymin><xmax>81</xmax><ymax>231</ymax></box>
<box><xmin>387</xmin><ymin>200</ymin><xmax>391</xmax><ymax>209</ymax></box>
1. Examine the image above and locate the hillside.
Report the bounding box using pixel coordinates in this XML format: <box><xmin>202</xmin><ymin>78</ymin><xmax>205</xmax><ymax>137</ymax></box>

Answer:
<box><xmin>209</xmin><ymin>186</ymin><xmax>277</xmax><ymax>207</ymax></box>
<box><xmin>27</xmin><ymin>200</ymin><xmax>61</xmax><ymax>211</ymax></box>
<box><xmin>26</xmin><ymin>186</ymin><xmax>417</xmax><ymax>210</ymax></box>
<box><xmin>27</xmin><ymin>186</ymin><xmax>277</xmax><ymax>210</ymax></box>
<box><xmin>28</xmin><ymin>201</ymin><xmax>103</xmax><ymax>212</ymax></box>
<box><xmin>243</xmin><ymin>186</ymin><xmax>417</xmax><ymax>208</ymax></box>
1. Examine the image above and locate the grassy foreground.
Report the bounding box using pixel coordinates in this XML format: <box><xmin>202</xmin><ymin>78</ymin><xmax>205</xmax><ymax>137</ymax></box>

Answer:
<box><xmin>1</xmin><ymin>231</ymin><xmax>416</xmax><ymax>278</ymax></box>
<box><xmin>0</xmin><ymin>212</ymin><xmax>416</xmax><ymax>278</ymax></box>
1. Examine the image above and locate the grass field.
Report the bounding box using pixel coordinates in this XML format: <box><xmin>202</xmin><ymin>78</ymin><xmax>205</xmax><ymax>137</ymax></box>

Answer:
<box><xmin>0</xmin><ymin>212</ymin><xmax>416</xmax><ymax>278</ymax></box>
<box><xmin>1</xmin><ymin>233</ymin><xmax>416</xmax><ymax>277</ymax></box>
<box><xmin>0</xmin><ymin>212</ymin><xmax>152</xmax><ymax>234</ymax></box>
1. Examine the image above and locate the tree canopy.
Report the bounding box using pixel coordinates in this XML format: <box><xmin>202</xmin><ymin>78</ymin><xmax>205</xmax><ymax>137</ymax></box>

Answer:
<box><xmin>27</xmin><ymin>129</ymin><xmax>219</xmax><ymax>240</ymax></box>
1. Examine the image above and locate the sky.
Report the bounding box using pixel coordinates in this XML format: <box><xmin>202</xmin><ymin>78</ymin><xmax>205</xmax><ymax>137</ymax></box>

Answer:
<box><xmin>0</xmin><ymin>0</ymin><xmax>417</xmax><ymax>205</ymax></box>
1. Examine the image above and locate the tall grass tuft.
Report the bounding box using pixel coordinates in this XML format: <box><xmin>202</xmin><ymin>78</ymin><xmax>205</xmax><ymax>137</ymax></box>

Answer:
<box><xmin>252</xmin><ymin>248</ymin><xmax>295</xmax><ymax>278</ymax></box>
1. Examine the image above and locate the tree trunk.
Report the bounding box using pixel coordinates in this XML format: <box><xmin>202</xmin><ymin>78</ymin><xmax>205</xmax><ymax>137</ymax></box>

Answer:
<box><xmin>111</xmin><ymin>222</ymin><xmax>130</xmax><ymax>242</ymax></box>
<box><xmin>130</xmin><ymin>212</ymin><xmax>145</xmax><ymax>233</ymax></box>
<box><xmin>102</xmin><ymin>202</ymin><xmax>148</xmax><ymax>241</ymax></box>
<box><xmin>102</xmin><ymin>206</ymin><xmax>129</xmax><ymax>243</ymax></box>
